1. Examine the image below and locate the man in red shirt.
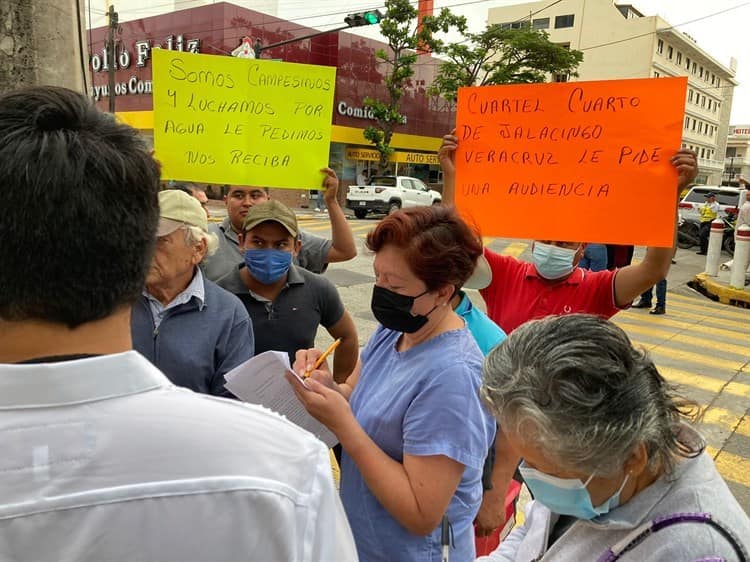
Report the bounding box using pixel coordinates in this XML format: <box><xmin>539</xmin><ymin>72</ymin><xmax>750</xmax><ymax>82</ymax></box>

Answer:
<box><xmin>438</xmin><ymin>130</ymin><xmax>697</xmax><ymax>539</ymax></box>
<box><xmin>438</xmin><ymin>131</ymin><xmax>697</xmax><ymax>334</ymax></box>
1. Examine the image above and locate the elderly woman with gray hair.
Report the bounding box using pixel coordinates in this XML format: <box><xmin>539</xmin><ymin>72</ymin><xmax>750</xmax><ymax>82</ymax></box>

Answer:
<box><xmin>479</xmin><ymin>314</ymin><xmax>749</xmax><ymax>562</ymax></box>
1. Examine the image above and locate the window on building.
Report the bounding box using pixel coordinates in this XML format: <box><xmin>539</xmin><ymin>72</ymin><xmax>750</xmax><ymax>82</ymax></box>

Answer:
<box><xmin>727</xmin><ymin>147</ymin><xmax>737</xmax><ymax>157</ymax></box>
<box><xmin>685</xmin><ymin>57</ymin><xmax>691</xmax><ymax>70</ymax></box>
<box><xmin>711</xmin><ymin>74</ymin><xmax>715</xmax><ymax>85</ymax></box>
<box><xmin>657</xmin><ymin>39</ymin><xmax>664</xmax><ymax>54</ymax></box>
<box><xmin>667</xmin><ymin>46</ymin><xmax>673</xmax><ymax>59</ymax></box>
<box><xmin>707</xmin><ymin>99</ymin><xmax>712</xmax><ymax>111</ymax></box>
<box><xmin>699</xmin><ymin>66</ymin><xmax>704</xmax><ymax>79</ymax></box>
<box><xmin>676</xmin><ymin>52</ymin><xmax>682</xmax><ymax>64</ymax></box>
<box><xmin>691</xmin><ymin>119</ymin><xmax>696</xmax><ymax>131</ymax></box>
<box><xmin>716</xmin><ymin>78</ymin><xmax>721</xmax><ymax>88</ymax></box>
<box><xmin>555</xmin><ymin>14</ymin><xmax>575</xmax><ymax>28</ymax></box>
<box><xmin>692</xmin><ymin>61</ymin><xmax>697</xmax><ymax>74</ymax></box>
<box><xmin>654</xmin><ymin>71</ymin><xmax>660</xmax><ymax>78</ymax></box>
<box><xmin>553</xmin><ymin>73</ymin><xmax>569</xmax><ymax>82</ymax></box>
<box><xmin>701</xmin><ymin>96</ymin><xmax>706</xmax><ymax>108</ymax></box>
<box><xmin>532</xmin><ymin>17</ymin><xmax>550</xmax><ymax>30</ymax></box>
<box><xmin>700</xmin><ymin>148</ymin><xmax>705</xmax><ymax>158</ymax></box>
<box><xmin>684</xmin><ymin>116</ymin><xmax>690</xmax><ymax>129</ymax></box>
<box><xmin>688</xmin><ymin>90</ymin><xmax>693</xmax><ymax>102</ymax></box>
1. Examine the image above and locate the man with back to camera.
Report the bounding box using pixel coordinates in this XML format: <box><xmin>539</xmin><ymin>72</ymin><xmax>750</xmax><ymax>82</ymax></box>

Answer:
<box><xmin>201</xmin><ymin>168</ymin><xmax>357</xmax><ymax>281</ymax></box>
<box><xmin>216</xmin><ymin>199</ymin><xmax>359</xmax><ymax>383</ymax></box>
<box><xmin>131</xmin><ymin>189</ymin><xmax>254</xmax><ymax>396</ymax></box>
<box><xmin>438</xmin><ymin>129</ymin><xmax>697</xmax><ymax>540</ymax></box>
<box><xmin>0</xmin><ymin>86</ymin><xmax>355</xmax><ymax>561</ymax></box>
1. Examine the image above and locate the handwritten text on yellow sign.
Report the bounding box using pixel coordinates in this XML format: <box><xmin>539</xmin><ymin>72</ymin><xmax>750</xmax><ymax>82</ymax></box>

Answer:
<box><xmin>152</xmin><ymin>50</ymin><xmax>336</xmax><ymax>189</ymax></box>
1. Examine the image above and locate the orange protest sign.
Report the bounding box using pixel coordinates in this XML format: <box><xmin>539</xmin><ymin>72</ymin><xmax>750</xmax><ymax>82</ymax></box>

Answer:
<box><xmin>455</xmin><ymin>77</ymin><xmax>688</xmax><ymax>247</ymax></box>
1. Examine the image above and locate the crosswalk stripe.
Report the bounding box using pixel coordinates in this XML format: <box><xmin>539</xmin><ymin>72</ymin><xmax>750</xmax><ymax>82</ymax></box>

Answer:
<box><xmin>303</xmin><ymin>222</ymin><xmax>337</xmax><ymax>232</ymax></box>
<box><xmin>668</xmin><ymin>291</ymin><xmax>750</xmax><ymax>311</ymax></box>
<box><xmin>666</xmin><ymin>294</ymin><xmax>750</xmax><ymax>321</ymax></box>
<box><xmin>350</xmin><ymin>224</ymin><xmax>376</xmax><ymax>233</ymax></box>
<box><xmin>654</xmin><ymin>304</ymin><xmax>750</xmax><ymax>332</ymax></box>
<box><xmin>501</xmin><ymin>242</ymin><xmax>528</xmax><ymax>258</ymax></box>
<box><xmin>700</xmin><ymin>407</ymin><xmax>750</xmax><ymax>439</ymax></box>
<box><xmin>671</xmin><ymin>293</ymin><xmax>750</xmax><ymax>321</ymax></box>
<box><xmin>658</xmin><ymin>366</ymin><xmax>750</xmax><ymax>399</ymax></box>
<box><xmin>630</xmin><ymin>339</ymin><xmax>746</xmax><ymax>372</ymax></box>
<box><xmin>617</xmin><ymin>322</ymin><xmax>749</xmax><ymax>359</ymax></box>
<box><xmin>616</xmin><ymin>312</ymin><xmax>747</xmax><ymax>344</ymax></box>
<box><xmin>706</xmin><ymin>447</ymin><xmax>750</xmax><ymax>488</ymax></box>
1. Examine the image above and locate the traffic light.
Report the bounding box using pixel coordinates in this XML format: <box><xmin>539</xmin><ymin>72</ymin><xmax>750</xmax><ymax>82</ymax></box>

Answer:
<box><xmin>345</xmin><ymin>10</ymin><xmax>383</xmax><ymax>27</ymax></box>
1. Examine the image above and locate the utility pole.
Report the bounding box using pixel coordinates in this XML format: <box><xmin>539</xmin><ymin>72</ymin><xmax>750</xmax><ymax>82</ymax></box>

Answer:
<box><xmin>0</xmin><ymin>0</ymin><xmax>87</xmax><ymax>93</ymax></box>
<box><xmin>107</xmin><ymin>5</ymin><xmax>118</xmax><ymax>113</ymax></box>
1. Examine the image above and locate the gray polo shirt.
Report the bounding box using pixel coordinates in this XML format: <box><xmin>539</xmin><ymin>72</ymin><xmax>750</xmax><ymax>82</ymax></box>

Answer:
<box><xmin>201</xmin><ymin>218</ymin><xmax>332</xmax><ymax>282</ymax></box>
<box><xmin>217</xmin><ymin>263</ymin><xmax>345</xmax><ymax>362</ymax></box>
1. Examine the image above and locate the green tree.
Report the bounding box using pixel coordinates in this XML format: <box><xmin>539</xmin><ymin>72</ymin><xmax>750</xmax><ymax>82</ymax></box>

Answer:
<box><xmin>428</xmin><ymin>24</ymin><xmax>583</xmax><ymax>103</ymax></box>
<box><xmin>363</xmin><ymin>0</ymin><xmax>464</xmax><ymax>172</ymax></box>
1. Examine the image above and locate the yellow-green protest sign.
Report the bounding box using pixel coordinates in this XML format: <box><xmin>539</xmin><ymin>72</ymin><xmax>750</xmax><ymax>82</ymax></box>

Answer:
<box><xmin>152</xmin><ymin>50</ymin><xmax>336</xmax><ymax>188</ymax></box>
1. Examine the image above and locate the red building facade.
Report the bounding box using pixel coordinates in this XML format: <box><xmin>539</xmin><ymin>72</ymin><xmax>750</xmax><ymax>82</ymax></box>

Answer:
<box><xmin>88</xmin><ymin>2</ymin><xmax>455</xmax><ymax>203</ymax></box>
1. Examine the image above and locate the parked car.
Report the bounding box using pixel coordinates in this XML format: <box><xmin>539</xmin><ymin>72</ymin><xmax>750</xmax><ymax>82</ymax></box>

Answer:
<box><xmin>678</xmin><ymin>185</ymin><xmax>741</xmax><ymax>223</ymax></box>
<box><xmin>346</xmin><ymin>175</ymin><xmax>442</xmax><ymax>219</ymax></box>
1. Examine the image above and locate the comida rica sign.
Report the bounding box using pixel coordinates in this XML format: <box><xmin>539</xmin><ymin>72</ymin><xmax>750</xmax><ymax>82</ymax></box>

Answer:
<box><xmin>90</xmin><ymin>34</ymin><xmax>201</xmax><ymax>101</ymax></box>
<box><xmin>337</xmin><ymin>101</ymin><xmax>407</xmax><ymax>124</ymax></box>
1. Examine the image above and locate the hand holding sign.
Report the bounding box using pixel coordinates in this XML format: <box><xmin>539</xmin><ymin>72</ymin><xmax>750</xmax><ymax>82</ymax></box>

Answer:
<box><xmin>454</xmin><ymin>77</ymin><xmax>688</xmax><ymax>247</ymax></box>
<box><xmin>152</xmin><ymin>50</ymin><xmax>336</xmax><ymax>189</ymax></box>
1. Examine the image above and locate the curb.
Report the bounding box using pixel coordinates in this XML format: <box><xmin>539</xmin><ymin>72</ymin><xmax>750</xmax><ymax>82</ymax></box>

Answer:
<box><xmin>690</xmin><ymin>272</ymin><xmax>750</xmax><ymax>309</ymax></box>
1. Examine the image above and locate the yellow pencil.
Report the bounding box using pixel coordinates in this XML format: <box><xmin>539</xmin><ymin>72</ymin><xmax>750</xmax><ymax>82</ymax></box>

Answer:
<box><xmin>305</xmin><ymin>338</ymin><xmax>342</xmax><ymax>378</ymax></box>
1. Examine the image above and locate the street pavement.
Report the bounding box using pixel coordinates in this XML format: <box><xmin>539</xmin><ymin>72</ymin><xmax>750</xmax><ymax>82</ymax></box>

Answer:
<box><xmin>210</xmin><ymin>201</ymin><xmax>750</xmax><ymax>513</ymax></box>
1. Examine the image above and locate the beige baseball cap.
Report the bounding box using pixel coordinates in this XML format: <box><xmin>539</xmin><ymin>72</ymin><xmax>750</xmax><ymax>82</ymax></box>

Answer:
<box><xmin>157</xmin><ymin>190</ymin><xmax>208</xmax><ymax>236</ymax></box>
<box><xmin>242</xmin><ymin>200</ymin><xmax>298</xmax><ymax>237</ymax></box>
<box><xmin>464</xmin><ymin>254</ymin><xmax>493</xmax><ymax>290</ymax></box>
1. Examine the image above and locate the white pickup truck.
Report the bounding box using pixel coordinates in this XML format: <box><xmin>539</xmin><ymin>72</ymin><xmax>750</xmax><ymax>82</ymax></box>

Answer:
<box><xmin>346</xmin><ymin>176</ymin><xmax>442</xmax><ymax>219</ymax></box>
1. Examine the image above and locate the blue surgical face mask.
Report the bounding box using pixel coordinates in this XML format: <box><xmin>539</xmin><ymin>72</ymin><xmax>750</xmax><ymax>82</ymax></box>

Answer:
<box><xmin>531</xmin><ymin>242</ymin><xmax>578</xmax><ymax>280</ymax></box>
<box><xmin>519</xmin><ymin>461</ymin><xmax>630</xmax><ymax>520</ymax></box>
<box><xmin>244</xmin><ymin>248</ymin><xmax>292</xmax><ymax>285</ymax></box>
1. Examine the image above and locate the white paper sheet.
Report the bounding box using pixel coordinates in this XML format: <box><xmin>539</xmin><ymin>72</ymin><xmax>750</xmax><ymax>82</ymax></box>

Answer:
<box><xmin>224</xmin><ymin>351</ymin><xmax>338</xmax><ymax>447</ymax></box>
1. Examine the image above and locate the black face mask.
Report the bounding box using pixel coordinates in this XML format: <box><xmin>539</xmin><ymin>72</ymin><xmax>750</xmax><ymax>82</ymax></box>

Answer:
<box><xmin>371</xmin><ymin>285</ymin><xmax>437</xmax><ymax>334</ymax></box>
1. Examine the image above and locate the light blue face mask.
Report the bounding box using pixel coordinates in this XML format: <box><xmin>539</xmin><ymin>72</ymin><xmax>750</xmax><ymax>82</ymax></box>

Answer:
<box><xmin>519</xmin><ymin>461</ymin><xmax>630</xmax><ymax>520</ymax></box>
<box><xmin>531</xmin><ymin>242</ymin><xmax>579</xmax><ymax>280</ymax></box>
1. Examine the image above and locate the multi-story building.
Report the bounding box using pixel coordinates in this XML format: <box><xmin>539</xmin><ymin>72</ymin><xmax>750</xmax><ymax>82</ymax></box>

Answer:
<box><xmin>488</xmin><ymin>0</ymin><xmax>738</xmax><ymax>184</ymax></box>
<box><xmin>725</xmin><ymin>125</ymin><xmax>750</xmax><ymax>185</ymax></box>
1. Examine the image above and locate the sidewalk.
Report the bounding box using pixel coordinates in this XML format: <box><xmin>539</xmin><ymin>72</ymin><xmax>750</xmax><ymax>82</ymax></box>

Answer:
<box><xmin>690</xmin><ymin>262</ymin><xmax>750</xmax><ymax>308</ymax></box>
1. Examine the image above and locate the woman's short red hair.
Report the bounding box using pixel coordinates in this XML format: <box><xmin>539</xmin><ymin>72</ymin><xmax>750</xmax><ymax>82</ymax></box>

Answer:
<box><xmin>365</xmin><ymin>206</ymin><xmax>483</xmax><ymax>291</ymax></box>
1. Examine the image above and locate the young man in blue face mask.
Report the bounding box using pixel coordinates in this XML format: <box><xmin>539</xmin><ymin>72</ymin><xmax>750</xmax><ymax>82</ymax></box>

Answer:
<box><xmin>216</xmin><ymin>200</ymin><xmax>358</xmax><ymax>383</ymax></box>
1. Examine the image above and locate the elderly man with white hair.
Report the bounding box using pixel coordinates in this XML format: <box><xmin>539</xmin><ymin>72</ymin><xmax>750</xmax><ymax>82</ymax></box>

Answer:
<box><xmin>131</xmin><ymin>189</ymin><xmax>254</xmax><ymax>396</ymax></box>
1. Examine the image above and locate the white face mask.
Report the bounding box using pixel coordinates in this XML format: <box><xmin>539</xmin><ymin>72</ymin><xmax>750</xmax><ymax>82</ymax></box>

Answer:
<box><xmin>531</xmin><ymin>242</ymin><xmax>578</xmax><ymax>280</ymax></box>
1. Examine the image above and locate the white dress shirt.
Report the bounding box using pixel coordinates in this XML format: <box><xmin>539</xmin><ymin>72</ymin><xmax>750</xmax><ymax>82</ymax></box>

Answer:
<box><xmin>0</xmin><ymin>352</ymin><xmax>357</xmax><ymax>561</ymax></box>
